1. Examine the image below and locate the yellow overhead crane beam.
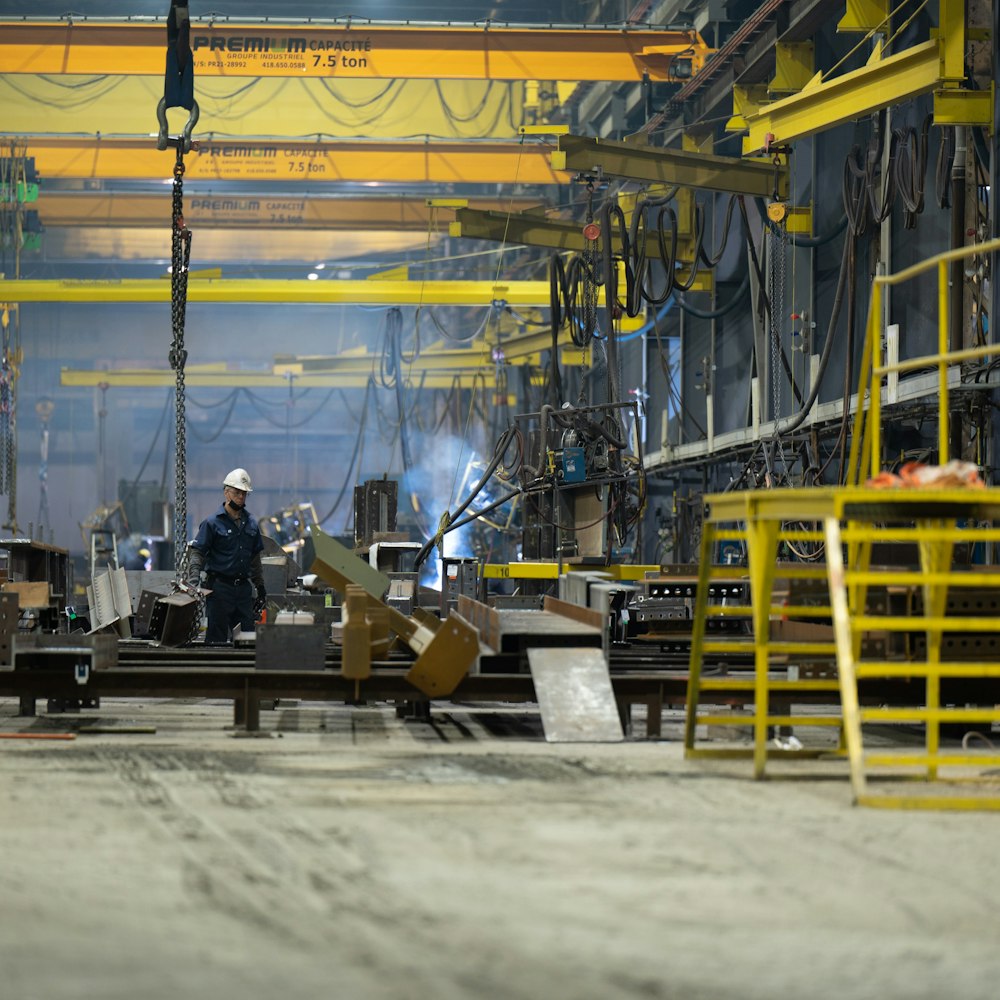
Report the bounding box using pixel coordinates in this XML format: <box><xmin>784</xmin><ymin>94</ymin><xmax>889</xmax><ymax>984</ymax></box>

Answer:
<box><xmin>273</xmin><ymin>325</ymin><xmax>592</xmax><ymax>377</ymax></box>
<box><xmin>17</xmin><ymin>136</ymin><xmax>570</xmax><ymax>185</ymax></box>
<box><xmin>744</xmin><ymin>41</ymin><xmax>948</xmax><ymax>152</ymax></box>
<box><xmin>0</xmin><ymin>278</ymin><xmax>553</xmax><ymax>307</ymax></box>
<box><xmin>449</xmin><ymin>206</ymin><xmax>713</xmax><ymax>291</ymax></box>
<box><xmin>742</xmin><ymin>0</ymin><xmax>988</xmax><ymax>152</ymax></box>
<box><xmin>0</xmin><ymin>20</ymin><xmax>712</xmax><ymax>81</ymax></box>
<box><xmin>59</xmin><ymin>324</ymin><xmax>593</xmax><ymax>390</ymax></box>
<box><xmin>552</xmin><ymin>133</ymin><xmax>787</xmax><ymax>200</ymax></box>
<box><xmin>58</xmin><ymin>365</ymin><xmax>507</xmax><ymax>391</ymax></box>
<box><xmin>35</xmin><ymin>191</ymin><xmax>542</xmax><ymax>231</ymax></box>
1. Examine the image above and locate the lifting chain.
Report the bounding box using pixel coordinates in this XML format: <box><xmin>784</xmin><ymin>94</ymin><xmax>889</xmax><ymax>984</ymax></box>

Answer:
<box><xmin>768</xmin><ymin>221</ymin><xmax>788</xmax><ymax>420</ymax></box>
<box><xmin>769</xmin><ymin>218</ymin><xmax>789</xmax><ymax>478</ymax></box>
<box><xmin>169</xmin><ymin>146</ymin><xmax>191</xmax><ymax>577</ymax></box>
<box><xmin>580</xmin><ymin>180</ymin><xmax>599</xmax><ymax>404</ymax></box>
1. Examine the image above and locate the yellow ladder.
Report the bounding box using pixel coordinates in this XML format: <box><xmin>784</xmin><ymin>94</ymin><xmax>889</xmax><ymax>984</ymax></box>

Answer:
<box><xmin>825</xmin><ymin>501</ymin><xmax>1000</xmax><ymax>809</ymax></box>
<box><xmin>685</xmin><ymin>489</ymin><xmax>843</xmax><ymax>777</ymax></box>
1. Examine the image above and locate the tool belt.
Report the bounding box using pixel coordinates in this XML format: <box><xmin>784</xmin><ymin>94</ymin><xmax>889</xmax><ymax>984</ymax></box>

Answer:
<box><xmin>207</xmin><ymin>572</ymin><xmax>249</xmax><ymax>585</ymax></box>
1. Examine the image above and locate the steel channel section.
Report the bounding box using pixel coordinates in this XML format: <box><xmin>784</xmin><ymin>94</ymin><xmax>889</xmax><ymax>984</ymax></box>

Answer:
<box><xmin>553</xmin><ymin>134</ymin><xmax>786</xmax><ymax>199</ymax></box>
<box><xmin>3</xmin><ymin>662</ymin><xmax>935</xmax><ymax>735</ymax></box>
<box><xmin>3</xmin><ymin>648</ymin><xmax>992</xmax><ymax>734</ymax></box>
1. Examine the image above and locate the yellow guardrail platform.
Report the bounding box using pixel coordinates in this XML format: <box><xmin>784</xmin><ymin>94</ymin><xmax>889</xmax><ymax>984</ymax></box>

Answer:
<box><xmin>685</xmin><ymin>486</ymin><xmax>1000</xmax><ymax>809</ymax></box>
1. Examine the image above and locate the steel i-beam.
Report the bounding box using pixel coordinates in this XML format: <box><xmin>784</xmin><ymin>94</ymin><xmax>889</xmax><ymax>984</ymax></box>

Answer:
<box><xmin>552</xmin><ymin>133</ymin><xmax>786</xmax><ymax>199</ymax></box>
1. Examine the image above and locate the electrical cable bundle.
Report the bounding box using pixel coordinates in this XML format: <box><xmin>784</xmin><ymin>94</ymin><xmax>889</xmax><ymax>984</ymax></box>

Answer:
<box><xmin>894</xmin><ymin>114</ymin><xmax>931</xmax><ymax>229</ymax></box>
<box><xmin>549</xmin><ymin>252</ymin><xmax>601</xmax><ymax>349</ymax></box>
<box><xmin>376</xmin><ymin>307</ymin><xmax>414</xmax><ymax>472</ymax></box>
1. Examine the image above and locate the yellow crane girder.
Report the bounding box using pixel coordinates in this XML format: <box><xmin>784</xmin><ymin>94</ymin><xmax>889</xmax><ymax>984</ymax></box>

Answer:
<box><xmin>58</xmin><ymin>366</ymin><xmax>510</xmax><ymax>390</ymax></box>
<box><xmin>16</xmin><ymin>136</ymin><xmax>570</xmax><ymax>185</ymax></box>
<box><xmin>743</xmin><ymin>40</ymin><xmax>949</xmax><ymax>153</ymax></box>
<box><xmin>741</xmin><ymin>0</ymin><xmax>979</xmax><ymax>152</ymax></box>
<box><xmin>0</xmin><ymin>20</ymin><xmax>712</xmax><ymax>81</ymax></box>
<box><xmin>36</xmin><ymin>191</ymin><xmax>543</xmax><ymax>230</ymax></box>
<box><xmin>0</xmin><ymin>278</ymin><xmax>555</xmax><ymax>306</ymax></box>
<box><xmin>552</xmin><ymin>133</ymin><xmax>786</xmax><ymax>199</ymax></box>
<box><xmin>273</xmin><ymin>327</ymin><xmax>592</xmax><ymax>377</ymax></box>
<box><xmin>450</xmin><ymin>206</ymin><xmax>713</xmax><ymax>291</ymax></box>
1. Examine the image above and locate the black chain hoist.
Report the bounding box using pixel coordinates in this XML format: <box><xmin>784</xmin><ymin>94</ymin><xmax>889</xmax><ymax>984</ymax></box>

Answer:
<box><xmin>157</xmin><ymin>0</ymin><xmax>199</xmax><ymax>578</ymax></box>
<box><xmin>169</xmin><ymin>148</ymin><xmax>192</xmax><ymax>578</ymax></box>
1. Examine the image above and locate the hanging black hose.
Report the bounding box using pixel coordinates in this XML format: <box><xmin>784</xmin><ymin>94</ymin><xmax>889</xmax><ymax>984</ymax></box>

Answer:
<box><xmin>413</xmin><ymin>425</ymin><xmax>520</xmax><ymax>569</ymax></box>
<box><xmin>894</xmin><ymin>115</ymin><xmax>931</xmax><ymax>229</ymax></box>
<box><xmin>676</xmin><ymin>269</ymin><xmax>751</xmax><ymax>319</ymax></box>
<box><xmin>863</xmin><ymin>122</ymin><xmax>896</xmax><ymax>225</ymax></box>
<box><xmin>698</xmin><ymin>194</ymin><xmax>739</xmax><ymax>269</ymax></box>
<box><xmin>843</xmin><ymin>144</ymin><xmax>872</xmax><ymax>236</ymax></box>
<box><xmin>935</xmin><ymin>125</ymin><xmax>955</xmax><ymax>209</ymax></box>
<box><xmin>375</xmin><ymin>308</ymin><xmax>413</xmax><ymax>473</ymax></box>
<box><xmin>547</xmin><ymin>253</ymin><xmax>568</xmax><ymax>405</ymax></box>
<box><xmin>671</xmin><ymin>204</ymin><xmax>707</xmax><ymax>293</ymax></box>
<box><xmin>774</xmin><ymin>204</ymin><xmax>854</xmax><ymax>436</ymax></box>
<box><xmin>627</xmin><ymin>193</ymin><xmax>677</xmax><ymax>311</ymax></box>
<box><xmin>549</xmin><ymin>251</ymin><xmax>601</xmax><ymax>350</ymax></box>
<box><xmin>413</xmin><ymin>487</ymin><xmax>523</xmax><ymax>571</ymax></box>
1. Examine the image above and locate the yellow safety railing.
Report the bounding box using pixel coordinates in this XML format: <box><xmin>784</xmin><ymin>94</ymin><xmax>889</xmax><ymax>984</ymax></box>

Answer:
<box><xmin>685</xmin><ymin>491</ymin><xmax>846</xmax><ymax>778</ymax></box>
<box><xmin>825</xmin><ymin>509</ymin><xmax>1000</xmax><ymax>810</ymax></box>
<box><xmin>847</xmin><ymin>236</ymin><xmax>1000</xmax><ymax>486</ymax></box>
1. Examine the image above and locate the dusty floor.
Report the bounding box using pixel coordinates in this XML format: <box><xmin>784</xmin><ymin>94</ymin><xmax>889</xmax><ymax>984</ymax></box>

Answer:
<box><xmin>1</xmin><ymin>697</ymin><xmax>998</xmax><ymax>1000</ymax></box>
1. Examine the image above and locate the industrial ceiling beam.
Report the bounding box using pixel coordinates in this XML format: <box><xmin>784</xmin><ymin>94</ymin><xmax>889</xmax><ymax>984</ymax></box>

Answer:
<box><xmin>36</xmin><ymin>191</ymin><xmax>542</xmax><ymax>230</ymax></box>
<box><xmin>0</xmin><ymin>278</ymin><xmax>553</xmax><ymax>306</ymax></box>
<box><xmin>58</xmin><ymin>367</ymin><xmax>507</xmax><ymax>390</ymax></box>
<box><xmin>37</xmin><ymin>227</ymin><xmax>437</xmax><ymax>265</ymax></box>
<box><xmin>742</xmin><ymin>39</ymin><xmax>955</xmax><ymax>152</ymax></box>
<box><xmin>272</xmin><ymin>349</ymin><xmax>492</xmax><ymax>375</ymax></box>
<box><xmin>450</xmin><ymin>207</ymin><xmax>714</xmax><ymax>290</ymax></box>
<box><xmin>0</xmin><ymin>21</ymin><xmax>712</xmax><ymax>81</ymax></box>
<box><xmin>552</xmin><ymin>133</ymin><xmax>786</xmax><ymax>199</ymax></box>
<box><xmin>16</xmin><ymin>137</ymin><xmax>569</xmax><ymax>185</ymax></box>
<box><xmin>273</xmin><ymin>327</ymin><xmax>591</xmax><ymax>374</ymax></box>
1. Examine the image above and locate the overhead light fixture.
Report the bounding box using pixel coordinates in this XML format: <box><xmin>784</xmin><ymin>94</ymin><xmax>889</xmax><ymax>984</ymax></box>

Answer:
<box><xmin>307</xmin><ymin>272</ymin><xmax>319</xmax><ymax>281</ymax></box>
<box><xmin>315</xmin><ymin>262</ymin><xmax>326</xmax><ymax>270</ymax></box>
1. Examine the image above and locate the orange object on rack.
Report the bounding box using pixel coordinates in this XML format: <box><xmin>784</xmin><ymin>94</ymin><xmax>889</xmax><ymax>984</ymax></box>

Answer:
<box><xmin>865</xmin><ymin>459</ymin><xmax>985</xmax><ymax>490</ymax></box>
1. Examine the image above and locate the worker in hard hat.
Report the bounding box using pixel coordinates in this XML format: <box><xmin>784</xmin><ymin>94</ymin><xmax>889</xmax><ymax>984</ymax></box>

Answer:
<box><xmin>124</xmin><ymin>546</ymin><xmax>152</xmax><ymax>571</ymax></box>
<box><xmin>187</xmin><ymin>468</ymin><xmax>266</xmax><ymax>643</ymax></box>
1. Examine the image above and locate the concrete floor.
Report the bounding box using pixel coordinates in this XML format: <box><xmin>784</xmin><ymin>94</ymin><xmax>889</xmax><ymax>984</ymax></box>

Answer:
<box><xmin>1</xmin><ymin>697</ymin><xmax>998</xmax><ymax>1000</ymax></box>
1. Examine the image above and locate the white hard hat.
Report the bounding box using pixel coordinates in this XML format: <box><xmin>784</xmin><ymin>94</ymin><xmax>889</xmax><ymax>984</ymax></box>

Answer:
<box><xmin>223</xmin><ymin>468</ymin><xmax>253</xmax><ymax>492</ymax></box>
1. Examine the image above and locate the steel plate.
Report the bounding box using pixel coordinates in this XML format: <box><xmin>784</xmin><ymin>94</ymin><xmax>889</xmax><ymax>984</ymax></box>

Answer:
<box><xmin>527</xmin><ymin>647</ymin><xmax>623</xmax><ymax>742</ymax></box>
